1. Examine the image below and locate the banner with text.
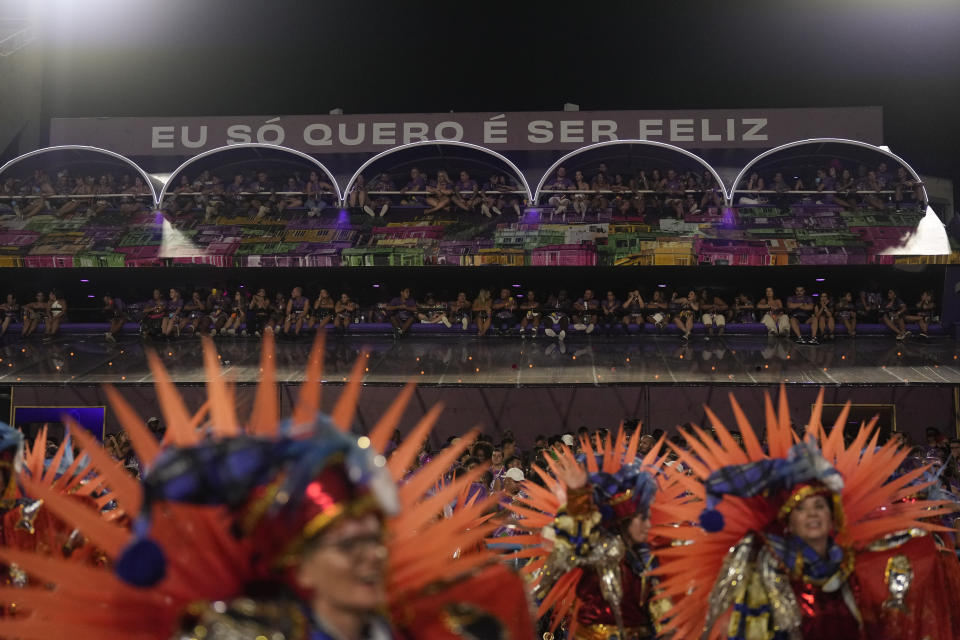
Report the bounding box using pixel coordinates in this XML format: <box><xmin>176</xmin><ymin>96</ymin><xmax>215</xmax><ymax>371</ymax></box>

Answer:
<box><xmin>49</xmin><ymin>107</ymin><xmax>883</xmax><ymax>156</ymax></box>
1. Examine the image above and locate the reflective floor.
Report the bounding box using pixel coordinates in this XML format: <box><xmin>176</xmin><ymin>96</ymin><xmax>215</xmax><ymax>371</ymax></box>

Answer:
<box><xmin>2</xmin><ymin>332</ymin><xmax>959</xmax><ymax>387</ymax></box>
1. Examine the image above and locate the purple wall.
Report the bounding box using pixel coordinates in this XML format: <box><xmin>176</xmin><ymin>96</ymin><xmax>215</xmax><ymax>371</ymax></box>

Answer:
<box><xmin>10</xmin><ymin>383</ymin><xmax>955</xmax><ymax>450</ymax></box>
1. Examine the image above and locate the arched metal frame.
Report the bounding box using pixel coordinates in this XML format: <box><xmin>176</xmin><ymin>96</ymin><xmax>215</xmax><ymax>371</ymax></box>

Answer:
<box><xmin>341</xmin><ymin>140</ymin><xmax>534</xmax><ymax>204</ymax></box>
<box><xmin>155</xmin><ymin>143</ymin><xmax>343</xmax><ymax>204</ymax></box>
<box><xmin>533</xmin><ymin>140</ymin><xmax>729</xmax><ymax>204</ymax></box>
<box><xmin>730</xmin><ymin>138</ymin><xmax>930</xmax><ymax>202</ymax></box>
<box><xmin>0</xmin><ymin>144</ymin><xmax>161</xmax><ymax>206</ymax></box>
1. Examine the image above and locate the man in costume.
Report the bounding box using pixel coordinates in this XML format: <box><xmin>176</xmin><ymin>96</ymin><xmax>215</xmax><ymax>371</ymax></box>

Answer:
<box><xmin>501</xmin><ymin>428</ymin><xmax>683</xmax><ymax>640</ymax></box>
<box><xmin>653</xmin><ymin>387</ymin><xmax>960</xmax><ymax>640</ymax></box>
<box><xmin>0</xmin><ymin>335</ymin><xmax>534</xmax><ymax>640</ymax></box>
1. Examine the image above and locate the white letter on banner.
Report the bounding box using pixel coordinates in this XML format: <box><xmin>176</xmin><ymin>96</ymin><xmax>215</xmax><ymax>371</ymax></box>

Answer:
<box><xmin>255</xmin><ymin>124</ymin><xmax>285</xmax><ymax>145</ymax></box>
<box><xmin>559</xmin><ymin>120</ymin><xmax>584</xmax><ymax>143</ymax></box>
<box><xmin>226</xmin><ymin>125</ymin><xmax>252</xmax><ymax>144</ymax></box>
<box><xmin>338</xmin><ymin>123</ymin><xmax>366</xmax><ymax>146</ymax></box>
<box><xmin>434</xmin><ymin>121</ymin><xmax>464</xmax><ymax>141</ymax></box>
<box><xmin>181</xmin><ymin>126</ymin><xmax>208</xmax><ymax>148</ymax></box>
<box><xmin>669</xmin><ymin>119</ymin><xmax>694</xmax><ymax>142</ymax></box>
<box><xmin>152</xmin><ymin>126</ymin><xmax>175</xmax><ymax>149</ymax></box>
<box><xmin>403</xmin><ymin>122</ymin><xmax>429</xmax><ymax>144</ymax></box>
<box><xmin>527</xmin><ymin>120</ymin><xmax>553</xmax><ymax>143</ymax></box>
<box><xmin>701</xmin><ymin>119</ymin><xmax>721</xmax><ymax>142</ymax></box>
<box><xmin>637</xmin><ymin>120</ymin><xmax>663</xmax><ymax>139</ymax></box>
<box><xmin>591</xmin><ymin>120</ymin><xmax>618</xmax><ymax>142</ymax></box>
<box><xmin>483</xmin><ymin>118</ymin><xmax>508</xmax><ymax>143</ymax></box>
<box><xmin>372</xmin><ymin>123</ymin><xmax>396</xmax><ymax>145</ymax></box>
<box><xmin>303</xmin><ymin>124</ymin><xmax>333</xmax><ymax>146</ymax></box>
<box><xmin>742</xmin><ymin>118</ymin><xmax>768</xmax><ymax>141</ymax></box>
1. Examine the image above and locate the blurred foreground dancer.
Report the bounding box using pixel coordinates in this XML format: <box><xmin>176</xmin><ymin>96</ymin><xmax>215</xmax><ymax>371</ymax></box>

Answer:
<box><xmin>0</xmin><ymin>333</ymin><xmax>533</xmax><ymax>640</ymax></box>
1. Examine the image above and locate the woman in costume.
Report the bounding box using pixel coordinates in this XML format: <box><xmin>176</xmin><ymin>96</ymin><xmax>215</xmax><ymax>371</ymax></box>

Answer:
<box><xmin>652</xmin><ymin>387</ymin><xmax>960</xmax><ymax>640</ymax></box>
<box><xmin>0</xmin><ymin>334</ymin><xmax>534</xmax><ymax>640</ymax></box>
<box><xmin>500</xmin><ymin>427</ymin><xmax>687</xmax><ymax>639</ymax></box>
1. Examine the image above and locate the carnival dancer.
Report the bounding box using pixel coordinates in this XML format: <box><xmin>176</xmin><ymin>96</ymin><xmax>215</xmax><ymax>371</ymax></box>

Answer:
<box><xmin>652</xmin><ymin>387</ymin><xmax>960</xmax><ymax>640</ymax></box>
<box><xmin>0</xmin><ymin>333</ymin><xmax>534</xmax><ymax>640</ymax></box>
<box><xmin>498</xmin><ymin>427</ymin><xmax>687</xmax><ymax>639</ymax></box>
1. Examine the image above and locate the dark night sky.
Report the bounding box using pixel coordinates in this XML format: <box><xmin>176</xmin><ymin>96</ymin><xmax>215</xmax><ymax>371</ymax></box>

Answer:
<box><xmin>36</xmin><ymin>0</ymin><xmax>960</xmax><ymax>180</ymax></box>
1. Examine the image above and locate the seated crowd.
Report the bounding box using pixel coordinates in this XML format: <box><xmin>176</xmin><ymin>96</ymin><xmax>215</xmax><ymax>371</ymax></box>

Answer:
<box><xmin>736</xmin><ymin>159</ymin><xmax>925</xmax><ymax>212</ymax></box>
<box><xmin>0</xmin><ymin>168</ymin><xmax>152</xmax><ymax>217</ymax></box>
<box><xmin>159</xmin><ymin>166</ymin><xmax>526</xmax><ymax>222</ymax></box>
<box><xmin>0</xmin><ymin>284</ymin><xmax>938</xmax><ymax>343</ymax></box>
<box><xmin>541</xmin><ymin>163</ymin><xmax>724</xmax><ymax>221</ymax></box>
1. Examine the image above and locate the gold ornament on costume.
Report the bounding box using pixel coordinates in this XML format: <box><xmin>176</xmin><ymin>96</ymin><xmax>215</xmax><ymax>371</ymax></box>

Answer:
<box><xmin>882</xmin><ymin>554</ymin><xmax>913</xmax><ymax>612</ymax></box>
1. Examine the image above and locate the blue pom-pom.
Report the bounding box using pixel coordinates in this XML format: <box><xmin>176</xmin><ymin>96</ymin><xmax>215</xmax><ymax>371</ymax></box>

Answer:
<box><xmin>699</xmin><ymin>508</ymin><xmax>725</xmax><ymax>532</ymax></box>
<box><xmin>115</xmin><ymin>539</ymin><xmax>167</xmax><ymax>587</ymax></box>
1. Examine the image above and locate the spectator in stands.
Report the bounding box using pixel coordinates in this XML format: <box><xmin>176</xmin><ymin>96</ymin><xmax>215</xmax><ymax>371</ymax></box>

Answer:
<box><xmin>671</xmin><ymin>290</ymin><xmax>698</xmax><ymax>342</ymax></box>
<box><xmin>270</xmin><ymin>292</ymin><xmax>287</xmax><ymax>334</ymax></box>
<box><xmin>425</xmin><ymin>170</ymin><xmax>456</xmax><ymax>215</ymax></box>
<box><xmin>141</xmin><ymin>289</ymin><xmax>167</xmax><ymax>339</ymax></box>
<box><xmin>813</xmin><ymin>292</ymin><xmax>835</xmax><ymax>341</ymax></box>
<box><xmin>519</xmin><ymin>290</ymin><xmax>542</xmax><ymax>338</ymax></box>
<box><xmin>835</xmin><ymin>291</ymin><xmax>857</xmax><ymax>338</ymax></box>
<box><xmin>738</xmin><ymin>172</ymin><xmax>764</xmax><ymax>205</ymax></box>
<box><xmin>572</xmin><ymin>170</ymin><xmax>591</xmax><ymax>221</ymax></box>
<box><xmin>367</xmin><ymin>173</ymin><xmax>394</xmax><ymax>217</ymax></box>
<box><xmin>768</xmin><ymin>172</ymin><xmax>791</xmax><ymax>210</ymax></box>
<box><xmin>387</xmin><ymin>288</ymin><xmax>418</xmax><ymax>339</ymax></box>
<box><xmin>180</xmin><ymin>291</ymin><xmax>205</xmax><ymax>336</ymax></box>
<box><xmin>834</xmin><ymin>169</ymin><xmax>857</xmax><ymax>211</ymax></box>
<box><xmin>492</xmin><ymin>288</ymin><xmax>519</xmax><ymax>335</ymax></box>
<box><xmin>882</xmin><ymin>288</ymin><xmax>909</xmax><ymax>340</ymax></box>
<box><xmin>733</xmin><ymin>292</ymin><xmax>755</xmax><ymax>324</ymax></box>
<box><xmin>472</xmin><ymin>289</ymin><xmax>493</xmax><ymax>337</ymax></box>
<box><xmin>204</xmin><ymin>290</ymin><xmax>230</xmax><ymax>336</ymax></box>
<box><xmin>1</xmin><ymin>294</ymin><xmax>19</xmax><ymax>339</ymax></box>
<box><xmin>645</xmin><ymin>290</ymin><xmax>669</xmax><ymax>331</ymax></box>
<box><xmin>454</xmin><ymin>171</ymin><xmax>481</xmax><ymax>214</ymax></box>
<box><xmin>573</xmin><ymin>289</ymin><xmax>599</xmax><ymax>334</ymax></box>
<box><xmin>221</xmin><ymin>291</ymin><xmax>247</xmax><ymax>337</ymax></box>
<box><xmin>400</xmin><ymin>167</ymin><xmax>427</xmax><ymax>205</ymax></box>
<box><xmin>246</xmin><ymin>288</ymin><xmax>271</xmax><ymax>338</ymax></box>
<box><xmin>893</xmin><ymin>166</ymin><xmax>924</xmax><ymax>210</ymax></box>
<box><xmin>589</xmin><ymin>171</ymin><xmax>611</xmax><ymax>217</ymax></box>
<box><xmin>42</xmin><ymin>290</ymin><xmax>66</xmax><ymax>339</ymax></box>
<box><xmin>545</xmin><ymin>167</ymin><xmax>573</xmax><ymax>221</ymax></box>
<box><xmin>418</xmin><ymin>293</ymin><xmax>451</xmax><ymax>328</ymax></box>
<box><xmin>348</xmin><ymin>174</ymin><xmax>376</xmax><ymax>216</ymax></box>
<box><xmin>307</xmin><ymin>289</ymin><xmax>335</xmax><ymax>333</ymax></box>
<box><xmin>787</xmin><ymin>286</ymin><xmax>816</xmax><ymax>344</ymax></box>
<box><xmin>757</xmin><ymin>287</ymin><xmax>788</xmax><ymax>337</ymax></box>
<box><xmin>904</xmin><ymin>290</ymin><xmax>936</xmax><ymax>338</ymax></box>
<box><xmin>663</xmin><ymin>169</ymin><xmax>685</xmax><ymax>218</ymax></box>
<box><xmin>450</xmin><ymin>291</ymin><xmax>472</xmax><ymax>331</ymax></box>
<box><xmin>699</xmin><ymin>289</ymin><xmax>728</xmax><ymax>338</ymax></box>
<box><xmin>857</xmin><ymin>289</ymin><xmax>882</xmax><ymax>324</ymax></box>
<box><xmin>599</xmin><ymin>290</ymin><xmax>622</xmax><ymax>336</ymax></box>
<box><xmin>279</xmin><ymin>177</ymin><xmax>304</xmax><ymax>212</ymax></box>
<box><xmin>305</xmin><ymin>171</ymin><xmax>335</xmax><ymax>217</ymax></box>
<box><xmin>699</xmin><ymin>171</ymin><xmax>724</xmax><ymax>210</ymax></box>
<box><xmin>161</xmin><ymin>288</ymin><xmax>184</xmax><ymax>338</ymax></box>
<box><xmin>621</xmin><ymin>289</ymin><xmax>645</xmax><ymax>334</ymax></box>
<box><xmin>333</xmin><ymin>293</ymin><xmax>357</xmax><ymax>335</ymax></box>
<box><xmin>858</xmin><ymin>170</ymin><xmax>886</xmax><ymax>211</ymax></box>
<box><xmin>480</xmin><ymin>174</ymin><xmax>505</xmax><ymax>218</ymax></box>
<box><xmin>21</xmin><ymin>292</ymin><xmax>46</xmax><ymax>338</ymax></box>
<box><xmin>283</xmin><ymin>287</ymin><xmax>309</xmax><ymax>338</ymax></box>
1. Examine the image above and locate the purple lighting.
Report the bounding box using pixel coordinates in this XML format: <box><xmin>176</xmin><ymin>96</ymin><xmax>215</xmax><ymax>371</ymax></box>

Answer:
<box><xmin>815</xmin><ymin>278</ymin><xmax>826</xmax><ymax>282</ymax></box>
<box><xmin>87</xmin><ymin>294</ymin><xmax>95</xmax><ymax>298</ymax></box>
<box><xmin>511</xmin><ymin>284</ymin><xmax>521</xmax><ymax>288</ymax></box>
<box><xmin>80</xmin><ymin>279</ymin><xmax>89</xmax><ymax>283</ymax></box>
<box><xmin>657</xmin><ymin>284</ymin><xmax>667</xmax><ymax>288</ymax></box>
<box><xmin>372</xmin><ymin>284</ymin><xmax>380</xmax><ymax>288</ymax></box>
